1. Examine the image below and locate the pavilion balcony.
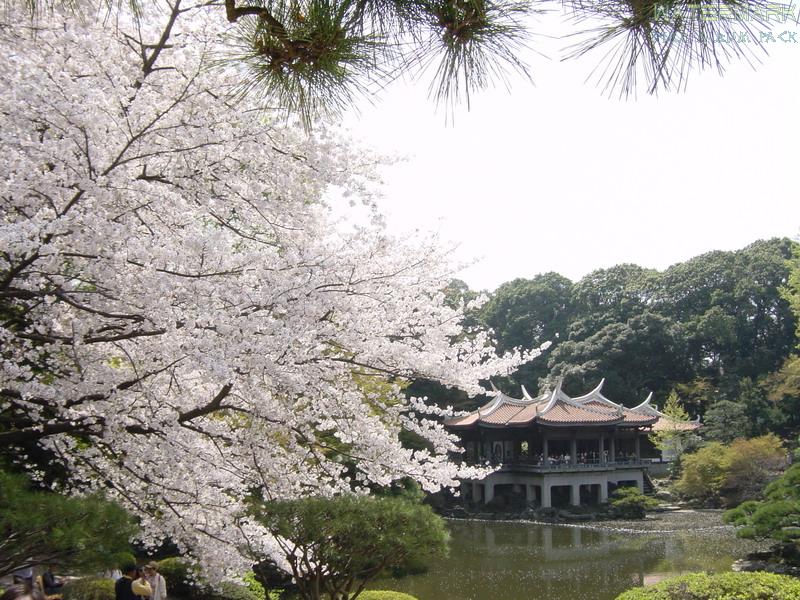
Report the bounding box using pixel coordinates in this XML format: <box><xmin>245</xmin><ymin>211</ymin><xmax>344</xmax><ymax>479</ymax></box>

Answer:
<box><xmin>457</xmin><ymin>456</ymin><xmax>654</xmax><ymax>473</ymax></box>
<box><xmin>498</xmin><ymin>459</ymin><xmax>651</xmax><ymax>473</ymax></box>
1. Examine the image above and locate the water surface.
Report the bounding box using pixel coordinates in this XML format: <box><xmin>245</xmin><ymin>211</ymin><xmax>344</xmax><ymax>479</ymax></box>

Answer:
<box><xmin>373</xmin><ymin>512</ymin><xmax>759</xmax><ymax>600</ymax></box>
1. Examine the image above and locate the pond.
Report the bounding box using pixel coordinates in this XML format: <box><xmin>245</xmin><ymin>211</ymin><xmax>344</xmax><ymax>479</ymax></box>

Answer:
<box><xmin>372</xmin><ymin>511</ymin><xmax>762</xmax><ymax>600</ymax></box>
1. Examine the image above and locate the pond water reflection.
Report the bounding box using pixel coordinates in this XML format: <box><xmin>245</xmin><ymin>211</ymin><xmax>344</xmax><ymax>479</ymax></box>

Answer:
<box><xmin>373</xmin><ymin>516</ymin><xmax>758</xmax><ymax>600</ymax></box>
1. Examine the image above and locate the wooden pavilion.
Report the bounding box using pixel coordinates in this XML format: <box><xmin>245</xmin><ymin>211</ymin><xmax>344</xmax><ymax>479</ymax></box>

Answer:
<box><xmin>444</xmin><ymin>379</ymin><xmax>700</xmax><ymax>508</ymax></box>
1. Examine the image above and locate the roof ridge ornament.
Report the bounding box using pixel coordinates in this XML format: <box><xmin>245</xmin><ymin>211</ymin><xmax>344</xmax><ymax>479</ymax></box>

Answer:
<box><xmin>521</xmin><ymin>384</ymin><xmax>534</xmax><ymax>402</ymax></box>
<box><xmin>592</xmin><ymin>378</ymin><xmax>606</xmax><ymax>395</ymax></box>
<box><xmin>631</xmin><ymin>391</ymin><xmax>658</xmax><ymax>414</ymax></box>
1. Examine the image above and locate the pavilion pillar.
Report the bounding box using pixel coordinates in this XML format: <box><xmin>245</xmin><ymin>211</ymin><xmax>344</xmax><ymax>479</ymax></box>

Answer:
<box><xmin>600</xmin><ymin>481</ymin><xmax>608</xmax><ymax>503</ymax></box>
<box><xmin>599</xmin><ymin>436</ymin><xmax>606</xmax><ymax>465</ymax></box>
<box><xmin>610</xmin><ymin>435</ymin><xmax>616</xmax><ymax>463</ymax></box>
<box><xmin>472</xmin><ymin>482</ymin><xmax>481</xmax><ymax>503</ymax></box>
<box><xmin>570</xmin><ymin>483</ymin><xmax>580</xmax><ymax>506</ymax></box>
<box><xmin>542</xmin><ymin>483</ymin><xmax>552</xmax><ymax>508</ymax></box>
<box><xmin>543</xmin><ymin>436</ymin><xmax>549</xmax><ymax>466</ymax></box>
<box><xmin>635</xmin><ymin>436</ymin><xmax>641</xmax><ymax>462</ymax></box>
<box><xmin>485</xmin><ymin>481</ymin><xmax>494</xmax><ymax>503</ymax></box>
<box><xmin>570</xmin><ymin>436</ymin><xmax>577</xmax><ymax>465</ymax></box>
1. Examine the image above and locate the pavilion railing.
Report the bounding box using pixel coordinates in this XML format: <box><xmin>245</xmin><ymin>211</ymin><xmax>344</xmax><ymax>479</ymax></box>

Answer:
<box><xmin>457</xmin><ymin>456</ymin><xmax>653</xmax><ymax>470</ymax></box>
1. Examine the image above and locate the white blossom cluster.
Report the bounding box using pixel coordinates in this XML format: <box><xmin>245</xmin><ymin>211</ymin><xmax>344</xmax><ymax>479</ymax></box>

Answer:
<box><xmin>0</xmin><ymin>4</ymin><xmax>535</xmax><ymax>579</ymax></box>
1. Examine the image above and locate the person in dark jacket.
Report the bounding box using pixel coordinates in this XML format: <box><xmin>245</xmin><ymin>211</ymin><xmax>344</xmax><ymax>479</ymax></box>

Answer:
<box><xmin>114</xmin><ymin>564</ymin><xmax>152</xmax><ymax>600</ymax></box>
<box><xmin>41</xmin><ymin>566</ymin><xmax>63</xmax><ymax>595</ymax></box>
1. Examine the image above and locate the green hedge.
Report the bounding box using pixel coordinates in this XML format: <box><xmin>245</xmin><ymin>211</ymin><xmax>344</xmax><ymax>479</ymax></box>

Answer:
<box><xmin>616</xmin><ymin>571</ymin><xmax>800</xmax><ymax>600</ymax></box>
<box><xmin>610</xmin><ymin>487</ymin><xmax>658</xmax><ymax>519</ymax></box>
<box><xmin>358</xmin><ymin>592</ymin><xmax>419</xmax><ymax>600</ymax></box>
<box><xmin>156</xmin><ymin>558</ymin><xmax>265</xmax><ymax>600</ymax></box>
<box><xmin>214</xmin><ymin>582</ymin><xmax>262</xmax><ymax>600</ymax></box>
<box><xmin>157</xmin><ymin>556</ymin><xmax>204</xmax><ymax>598</ymax></box>
<box><xmin>62</xmin><ymin>577</ymin><xmax>116</xmax><ymax>600</ymax></box>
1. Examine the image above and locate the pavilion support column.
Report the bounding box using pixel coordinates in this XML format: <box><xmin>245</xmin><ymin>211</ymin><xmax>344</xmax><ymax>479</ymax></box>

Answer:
<box><xmin>635</xmin><ymin>436</ymin><xmax>641</xmax><ymax>462</ymax></box>
<box><xmin>485</xmin><ymin>480</ymin><xmax>494</xmax><ymax>503</ymax></box>
<box><xmin>600</xmin><ymin>480</ymin><xmax>609</xmax><ymax>503</ymax></box>
<box><xmin>570</xmin><ymin>436</ymin><xmax>577</xmax><ymax>465</ymax></box>
<box><xmin>599</xmin><ymin>436</ymin><xmax>606</xmax><ymax>465</ymax></box>
<box><xmin>525</xmin><ymin>484</ymin><xmax>534</xmax><ymax>503</ymax></box>
<box><xmin>570</xmin><ymin>483</ymin><xmax>580</xmax><ymax>506</ymax></box>
<box><xmin>610</xmin><ymin>435</ymin><xmax>616</xmax><ymax>464</ymax></box>
<box><xmin>542</xmin><ymin>483</ymin><xmax>552</xmax><ymax>508</ymax></box>
<box><xmin>472</xmin><ymin>482</ymin><xmax>481</xmax><ymax>504</ymax></box>
<box><xmin>543</xmin><ymin>436</ymin><xmax>549</xmax><ymax>466</ymax></box>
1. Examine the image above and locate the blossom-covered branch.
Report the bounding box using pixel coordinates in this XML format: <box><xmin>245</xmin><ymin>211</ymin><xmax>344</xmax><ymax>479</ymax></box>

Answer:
<box><xmin>0</xmin><ymin>5</ymin><xmax>538</xmax><ymax>581</ymax></box>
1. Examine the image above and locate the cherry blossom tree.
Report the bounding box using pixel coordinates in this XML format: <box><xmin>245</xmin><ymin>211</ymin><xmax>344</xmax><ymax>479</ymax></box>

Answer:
<box><xmin>0</xmin><ymin>2</ymin><xmax>536</xmax><ymax>581</ymax></box>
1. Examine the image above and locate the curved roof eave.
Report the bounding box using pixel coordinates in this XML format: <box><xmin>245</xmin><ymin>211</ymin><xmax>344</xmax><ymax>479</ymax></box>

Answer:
<box><xmin>630</xmin><ymin>392</ymin><xmax>662</xmax><ymax>416</ymax></box>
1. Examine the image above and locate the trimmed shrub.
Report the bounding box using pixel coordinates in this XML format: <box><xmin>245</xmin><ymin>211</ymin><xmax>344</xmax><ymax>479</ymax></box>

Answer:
<box><xmin>615</xmin><ymin>571</ymin><xmax>800</xmax><ymax>600</ymax></box>
<box><xmin>610</xmin><ymin>487</ymin><xmax>658</xmax><ymax>519</ymax></box>
<box><xmin>212</xmin><ymin>582</ymin><xmax>261</xmax><ymax>600</ymax></box>
<box><xmin>113</xmin><ymin>551</ymin><xmax>137</xmax><ymax>569</ymax></box>
<box><xmin>358</xmin><ymin>592</ymin><xmax>419</xmax><ymax>600</ymax></box>
<box><xmin>242</xmin><ymin>571</ymin><xmax>266</xmax><ymax>600</ymax></box>
<box><xmin>61</xmin><ymin>577</ymin><xmax>116</xmax><ymax>600</ymax></box>
<box><xmin>156</xmin><ymin>559</ymin><xmax>267</xmax><ymax>600</ymax></box>
<box><xmin>157</xmin><ymin>556</ymin><xmax>204</xmax><ymax>598</ymax></box>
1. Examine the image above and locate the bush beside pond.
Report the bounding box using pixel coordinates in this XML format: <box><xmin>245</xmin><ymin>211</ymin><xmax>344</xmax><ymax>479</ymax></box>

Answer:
<box><xmin>615</xmin><ymin>571</ymin><xmax>800</xmax><ymax>600</ymax></box>
<box><xmin>62</xmin><ymin>578</ymin><xmax>116</xmax><ymax>600</ymax></box>
<box><xmin>610</xmin><ymin>487</ymin><xmax>658</xmax><ymax>519</ymax></box>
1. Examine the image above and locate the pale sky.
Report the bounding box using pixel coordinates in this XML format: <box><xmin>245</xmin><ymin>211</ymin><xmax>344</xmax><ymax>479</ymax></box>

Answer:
<box><xmin>340</xmin><ymin>9</ymin><xmax>800</xmax><ymax>292</ymax></box>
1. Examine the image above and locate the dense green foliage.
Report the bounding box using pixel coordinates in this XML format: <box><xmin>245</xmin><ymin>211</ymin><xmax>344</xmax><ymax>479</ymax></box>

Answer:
<box><xmin>0</xmin><ymin>469</ymin><xmax>136</xmax><ymax>579</ymax></box>
<box><xmin>215</xmin><ymin>583</ymin><xmax>263</xmax><ymax>600</ymax></box>
<box><xmin>615</xmin><ymin>571</ymin><xmax>800</xmax><ymax>600</ymax></box>
<box><xmin>648</xmin><ymin>391</ymin><xmax>699</xmax><ymax>460</ymax></box>
<box><xmin>157</xmin><ymin>558</ymin><xmax>266</xmax><ymax>600</ymax></box>
<box><xmin>157</xmin><ymin>557</ymin><xmax>202</xmax><ymax>598</ymax></box>
<box><xmin>243</xmin><ymin>571</ymin><xmax>267</xmax><ymax>600</ymax></box>
<box><xmin>432</xmin><ymin>239</ymin><xmax>800</xmax><ymax>441</ymax></box>
<box><xmin>610</xmin><ymin>487</ymin><xmax>658</xmax><ymax>519</ymax></box>
<box><xmin>675</xmin><ymin>435</ymin><xmax>786</xmax><ymax>507</ymax></box>
<box><xmin>785</xmin><ymin>247</ymin><xmax>800</xmax><ymax>340</ymax></box>
<box><xmin>250</xmin><ymin>495</ymin><xmax>448</xmax><ymax>600</ymax></box>
<box><xmin>677</xmin><ymin>436</ymin><xmax>787</xmax><ymax>507</ymax></box>
<box><xmin>61</xmin><ymin>578</ymin><xmax>116</xmax><ymax>600</ymax></box>
<box><xmin>724</xmin><ymin>463</ymin><xmax>800</xmax><ymax>543</ymax></box>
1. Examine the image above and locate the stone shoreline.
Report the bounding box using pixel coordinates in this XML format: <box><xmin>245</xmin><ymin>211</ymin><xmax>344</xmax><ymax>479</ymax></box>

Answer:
<box><xmin>442</xmin><ymin>504</ymin><xmax>739</xmax><ymax>533</ymax></box>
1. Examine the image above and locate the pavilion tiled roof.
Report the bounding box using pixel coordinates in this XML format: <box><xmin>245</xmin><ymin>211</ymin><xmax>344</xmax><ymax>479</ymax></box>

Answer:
<box><xmin>444</xmin><ymin>379</ymin><xmax>699</xmax><ymax>430</ymax></box>
<box><xmin>536</xmin><ymin>401</ymin><xmax>621</xmax><ymax>425</ymax></box>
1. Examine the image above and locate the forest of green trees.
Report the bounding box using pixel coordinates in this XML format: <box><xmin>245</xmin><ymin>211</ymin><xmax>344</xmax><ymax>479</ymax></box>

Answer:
<box><xmin>415</xmin><ymin>237</ymin><xmax>800</xmax><ymax>442</ymax></box>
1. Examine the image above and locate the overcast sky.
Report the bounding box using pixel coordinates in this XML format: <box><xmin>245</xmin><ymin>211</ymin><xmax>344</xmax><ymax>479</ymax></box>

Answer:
<box><xmin>339</xmin><ymin>9</ymin><xmax>800</xmax><ymax>292</ymax></box>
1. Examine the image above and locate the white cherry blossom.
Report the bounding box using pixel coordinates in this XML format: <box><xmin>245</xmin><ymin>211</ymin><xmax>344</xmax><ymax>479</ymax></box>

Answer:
<box><xmin>0</xmin><ymin>4</ymin><xmax>538</xmax><ymax>580</ymax></box>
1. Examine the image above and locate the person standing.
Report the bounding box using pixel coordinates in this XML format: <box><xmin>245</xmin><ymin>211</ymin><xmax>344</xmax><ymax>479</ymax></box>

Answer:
<box><xmin>41</xmin><ymin>566</ymin><xmax>64</xmax><ymax>595</ymax></box>
<box><xmin>142</xmin><ymin>562</ymin><xmax>167</xmax><ymax>600</ymax></box>
<box><xmin>115</xmin><ymin>564</ymin><xmax>152</xmax><ymax>600</ymax></box>
<box><xmin>12</xmin><ymin>565</ymin><xmax>33</xmax><ymax>587</ymax></box>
